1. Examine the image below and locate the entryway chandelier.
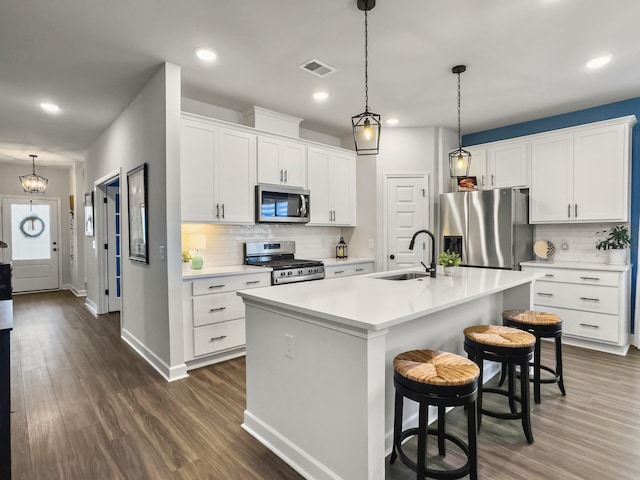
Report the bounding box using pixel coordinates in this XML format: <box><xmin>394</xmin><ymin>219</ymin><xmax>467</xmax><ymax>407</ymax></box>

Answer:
<box><xmin>19</xmin><ymin>154</ymin><xmax>48</xmax><ymax>194</ymax></box>
<box><xmin>449</xmin><ymin>65</ymin><xmax>472</xmax><ymax>178</ymax></box>
<box><xmin>351</xmin><ymin>0</ymin><xmax>381</xmax><ymax>155</ymax></box>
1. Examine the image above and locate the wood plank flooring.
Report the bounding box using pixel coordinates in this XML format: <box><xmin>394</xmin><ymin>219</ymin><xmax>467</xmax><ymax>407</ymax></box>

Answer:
<box><xmin>10</xmin><ymin>291</ymin><xmax>640</xmax><ymax>479</ymax></box>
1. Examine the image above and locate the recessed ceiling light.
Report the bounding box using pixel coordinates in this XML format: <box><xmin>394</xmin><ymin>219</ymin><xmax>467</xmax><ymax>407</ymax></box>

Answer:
<box><xmin>195</xmin><ymin>48</ymin><xmax>217</xmax><ymax>62</ymax></box>
<box><xmin>386</xmin><ymin>118</ymin><xmax>399</xmax><ymax>126</ymax></box>
<box><xmin>312</xmin><ymin>91</ymin><xmax>329</xmax><ymax>101</ymax></box>
<box><xmin>40</xmin><ymin>102</ymin><xmax>61</xmax><ymax>114</ymax></box>
<box><xmin>586</xmin><ymin>55</ymin><xmax>612</xmax><ymax>69</ymax></box>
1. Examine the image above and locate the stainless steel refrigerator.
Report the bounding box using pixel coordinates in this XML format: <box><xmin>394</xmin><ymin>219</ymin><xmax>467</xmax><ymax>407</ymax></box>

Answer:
<box><xmin>439</xmin><ymin>188</ymin><xmax>533</xmax><ymax>270</ymax></box>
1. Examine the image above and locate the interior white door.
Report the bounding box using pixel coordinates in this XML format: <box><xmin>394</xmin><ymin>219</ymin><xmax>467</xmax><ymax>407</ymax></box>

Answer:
<box><xmin>106</xmin><ymin>185</ymin><xmax>121</xmax><ymax>312</ymax></box>
<box><xmin>386</xmin><ymin>176</ymin><xmax>428</xmax><ymax>270</ymax></box>
<box><xmin>1</xmin><ymin>197</ymin><xmax>59</xmax><ymax>292</ymax></box>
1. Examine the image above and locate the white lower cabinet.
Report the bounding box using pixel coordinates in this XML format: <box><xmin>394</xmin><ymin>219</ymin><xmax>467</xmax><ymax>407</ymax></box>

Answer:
<box><xmin>183</xmin><ymin>271</ymin><xmax>271</xmax><ymax>369</ymax></box>
<box><xmin>521</xmin><ymin>263</ymin><xmax>631</xmax><ymax>355</ymax></box>
<box><xmin>324</xmin><ymin>261</ymin><xmax>373</xmax><ymax>279</ymax></box>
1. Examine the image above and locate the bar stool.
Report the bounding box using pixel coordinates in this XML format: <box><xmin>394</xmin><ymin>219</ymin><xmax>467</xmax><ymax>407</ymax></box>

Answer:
<box><xmin>501</xmin><ymin>310</ymin><xmax>566</xmax><ymax>404</ymax></box>
<box><xmin>390</xmin><ymin>349</ymin><xmax>480</xmax><ymax>480</ymax></box>
<box><xmin>463</xmin><ymin>325</ymin><xmax>536</xmax><ymax>444</ymax></box>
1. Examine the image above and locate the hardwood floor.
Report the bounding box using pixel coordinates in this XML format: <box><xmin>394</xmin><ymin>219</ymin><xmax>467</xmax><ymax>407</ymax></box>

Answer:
<box><xmin>10</xmin><ymin>291</ymin><xmax>640</xmax><ymax>479</ymax></box>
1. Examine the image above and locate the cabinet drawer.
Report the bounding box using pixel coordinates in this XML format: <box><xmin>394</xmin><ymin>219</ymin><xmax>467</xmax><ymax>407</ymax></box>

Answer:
<box><xmin>192</xmin><ymin>273</ymin><xmax>270</xmax><ymax>296</ymax></box>
<box><xmin>524</xmin><ymin>266</ymin><xmax>618</xmax><ymax>287</ymax></box>
<box><xmin>534</xmin><ymin>306</ymin><xmax>618</xmax><ymax>343</ymax></box>
<box><xmin>534</xmin><ymin>282</ymin><xmax>618</xmax><ymax>314</ymax></box>
<box><xmin>193</xmin><ymin>319</ymin><xmax>245</xmax><ymax>357</ymax></box>
<box><xmin>325</xmin><ymin>263</ymin><xmax>373</xmax><ymax>279</ymax></box>
<box><xmin>192</xmin><ymin>292</ymin><xmax>245</xmax><ymax>327</ymax></box>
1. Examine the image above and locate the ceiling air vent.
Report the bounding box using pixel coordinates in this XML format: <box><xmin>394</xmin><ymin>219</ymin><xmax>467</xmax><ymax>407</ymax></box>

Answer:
<box><xmin>299</xmin><ymin>59</ymin><xmax>337</xmax><ymax>78</ymax></box>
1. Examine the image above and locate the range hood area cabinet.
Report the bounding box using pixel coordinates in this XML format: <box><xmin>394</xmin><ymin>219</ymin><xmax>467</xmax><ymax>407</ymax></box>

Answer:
<box><xmin>181</xmin><ymin>114</ymin><xmax>256</xmax><ymax>224</ymax></box>
<box><xmin>307</xmin><ymin>146</ymin><xmax>356</xmax><ymax>226</ymax></box>
<box><xmin>464</xmin><ymin>140</ymin><xmax>530</xmax><ymax>190</ymax></box>
<box><xmin>256</xmin><ymin>134</ymin><xmax>307</xmax><ymax>188</ymax></box>
<box><xmin>530</xmin><ymin>115</ymin><xmax>636</xmax><ymax>223</ymax></box>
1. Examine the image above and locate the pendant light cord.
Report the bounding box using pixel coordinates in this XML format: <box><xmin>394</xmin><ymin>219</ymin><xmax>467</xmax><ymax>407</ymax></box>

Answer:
<box><xmin>364</xmin><ymin>6</ymin><xmax>369</xmax><ymax>112</ymax></box>
<box><xmin>457</xmin><ymin>71</ymin><xmax>462</xmax><ymax>149</ymax></box>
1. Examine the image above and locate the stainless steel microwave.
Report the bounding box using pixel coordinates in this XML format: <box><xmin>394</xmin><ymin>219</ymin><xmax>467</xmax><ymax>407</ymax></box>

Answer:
<box><xmin>255</xmin><ymin>184</ymin><xmax>310</xmax><ymax>223</ymax></box>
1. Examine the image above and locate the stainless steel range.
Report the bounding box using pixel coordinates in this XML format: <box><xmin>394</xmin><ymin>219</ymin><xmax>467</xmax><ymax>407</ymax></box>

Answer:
<box><xmin>244</xmin><ymin>241</ymin><xmax>325</xmax><ymax>285</ymax></box>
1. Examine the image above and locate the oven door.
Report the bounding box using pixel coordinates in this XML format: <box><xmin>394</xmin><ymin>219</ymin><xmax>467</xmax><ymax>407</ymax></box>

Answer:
<box><xmin>256</xmin><ymin>184</ymin><xmax>310</xmax><ymax>223</ymax></box>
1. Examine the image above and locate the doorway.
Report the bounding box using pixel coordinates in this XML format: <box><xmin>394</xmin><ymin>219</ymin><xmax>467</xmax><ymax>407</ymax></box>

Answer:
<box><xmin>384</xmin><ymin>175</ymin><xmax>429</xmax><ymax>271</ymax></box>
<box><xmin>0</xmin><ymin>197</ymin><xmax>60</xmax><ymax>292</ymax></box>
<box><xmin>105</xmin><ymin>180</ymin><xmax>121</xmax><ymax>312</ymax></box>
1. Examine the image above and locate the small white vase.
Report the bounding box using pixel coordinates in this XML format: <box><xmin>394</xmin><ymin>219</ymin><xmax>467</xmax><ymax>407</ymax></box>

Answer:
<box><xmin>443</xmin><ymin>266</ymin><xmax>455</xmax><ymax>276</ymax></box>
<box><xmin>607</xmin><ymin>249</ymin><xmax>627</xmax><ymax>265</ymax></box>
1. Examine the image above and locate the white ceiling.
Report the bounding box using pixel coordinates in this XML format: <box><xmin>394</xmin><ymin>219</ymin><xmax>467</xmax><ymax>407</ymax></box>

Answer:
<box><xmin>1</xmin><ymin>0</ymin><xmax>640</xmax><ymax>167</ymax></box>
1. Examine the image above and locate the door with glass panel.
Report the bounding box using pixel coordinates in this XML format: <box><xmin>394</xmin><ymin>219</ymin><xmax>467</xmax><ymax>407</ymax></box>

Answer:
<box><xmin>0</xmin><ymin>197</ymin><xmax>59</xmax><ymax>292</ymax></box>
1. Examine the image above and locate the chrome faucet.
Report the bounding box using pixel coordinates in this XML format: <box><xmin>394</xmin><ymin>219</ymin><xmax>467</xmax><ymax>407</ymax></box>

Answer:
<box><xmin>408</xmin><ymin>229</ymin><xmax>437</xmax><ymax>278</ymax></box>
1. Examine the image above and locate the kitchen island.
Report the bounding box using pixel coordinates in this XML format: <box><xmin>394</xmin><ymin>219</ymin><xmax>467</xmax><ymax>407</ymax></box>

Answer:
<box><xmin>237</xmin><ymin>267</ymin><xmax>540</xmax><ymax>480</ymax></box>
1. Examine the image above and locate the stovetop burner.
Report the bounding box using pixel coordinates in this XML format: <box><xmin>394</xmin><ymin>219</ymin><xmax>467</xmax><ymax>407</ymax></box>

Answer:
<box><xmin>244</xmin><ymin>241</ymin><xmax>325</xmax><ymax>284</ymax></box>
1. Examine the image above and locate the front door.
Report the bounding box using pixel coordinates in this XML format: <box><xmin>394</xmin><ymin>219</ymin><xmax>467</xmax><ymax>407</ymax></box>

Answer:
<box><xmin>1</xmin><ymin>197</ymin><xmax>59</xmax><ymax>292</ymax></box>
<box><xmin>386</xmin><ymin>176</ymin><xmax>428</xmax><ymax>270</ymax></box>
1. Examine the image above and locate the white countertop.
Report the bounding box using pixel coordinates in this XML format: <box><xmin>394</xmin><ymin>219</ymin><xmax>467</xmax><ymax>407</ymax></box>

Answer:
<box><xmin>182</xmin><ymin>264</ymin><xmax>271</xmax><ymax>279</ymax></box>
<box><xmin>315</xmin><ymin>257</ymin><xmax>374</xmax><ymax>266</ymax></box>
<box><xmin>238</xmin><ymin>267</ymin><xmax>541</xmax><ymax>331</ymax></box>
<box><xmin>520</xmin><ymin>260</ymin><xmax>632</xmax><ymax>272</ymax></box>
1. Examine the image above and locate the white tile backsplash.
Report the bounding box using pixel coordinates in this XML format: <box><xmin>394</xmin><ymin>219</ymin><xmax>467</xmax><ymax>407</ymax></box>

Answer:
<box><xmin>181</xmin><ymin>224</ymin><xmax>343</xmax><ymax>267</ymax></box>
<box><xmin>533</xmin><ymin>223</ymin><xmax>629</xmax><ymax>264</ymax></box>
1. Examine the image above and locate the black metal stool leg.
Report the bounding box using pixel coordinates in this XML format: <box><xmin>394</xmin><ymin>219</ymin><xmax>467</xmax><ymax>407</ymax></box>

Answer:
<box><xmin>520</xmin><ymin>358</ymin><xmax>534</xmax><ymax>444</ymax></box>
<box><xmin>437</xmin><ymin>405</ymin><xmax>446</xmax><ymax>457</ymax></box>
<box><xmin>508</xmin><ymin>362</ymin><xmax>517</xmax><ymax>413</ymax></box>
<box><xmin>555</xmin><ymin>335</ymin><xmax>566</xmax><ymax>396</ymax></box>
<box><xmin>534</xmin><ymin>335</ymin><xmax>542</xmax><ymax>404</ymax></box>
<box><xmin>390</xmin><ymin>389</ymin><xmax>403</xmax><ymax>464</ymax></box>
<box><xmin>467</xmin><ymin>399</ymin><xmax>478</xmax><ymax>480</ymax></box>
<box><xmin>498</xmin><ymin>362</ymin><xmax>507</xmax><ymax>387</ymax></box>
<box><xmin>417</xmin><ymin>402</ymin><xmax>428</xmax><ymax>480</ymax></box>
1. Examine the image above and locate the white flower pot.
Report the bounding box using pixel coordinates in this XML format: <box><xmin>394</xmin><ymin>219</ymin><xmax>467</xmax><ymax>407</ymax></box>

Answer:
<box><xmin>443</xmin><ymin>266</ymin><xmax>455</xmax><ymax>276</ymax></box>
<box><xmin>607</xmin><ymin>249</ymin><xmax>627</xmax><ymax>265</ymax></box>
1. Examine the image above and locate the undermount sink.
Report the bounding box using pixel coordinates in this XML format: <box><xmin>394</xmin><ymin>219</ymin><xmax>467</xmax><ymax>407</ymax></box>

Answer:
<box><xmin>377</xmin><ymin>272</ymin><xmax>431</xmax><ymax>281</ymax></box>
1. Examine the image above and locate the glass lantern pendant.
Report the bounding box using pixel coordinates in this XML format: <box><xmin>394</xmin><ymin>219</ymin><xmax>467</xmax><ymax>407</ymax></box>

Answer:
<box><xmin>449</xmin><ymin>65</ymin><xmax>472</xmax><ymax>178</ymax></box>
<box><xmin>19</xmin><ymin>154</ymin><xmax>48</xmax><ymax>194</ymax></box>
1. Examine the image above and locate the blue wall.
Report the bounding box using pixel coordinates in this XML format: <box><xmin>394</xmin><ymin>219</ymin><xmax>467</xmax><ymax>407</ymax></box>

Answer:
<box><xmin>463</xmin><ymin>96</ymin><xmax>640</xmax><ymax>333</ymax></box>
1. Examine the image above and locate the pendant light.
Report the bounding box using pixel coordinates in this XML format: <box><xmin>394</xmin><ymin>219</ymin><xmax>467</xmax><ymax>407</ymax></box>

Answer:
<box><xmin>19</xmin><ymin>154</ymin><xmax>48</xmax><ymax>194</ymax></box>
<box><xmin>351</xmin><ymin>0</ymin><xmax>381</xmax><ymax>155</ymax></box>
<box><xmin>449</xmin><ymin>65</ymin><xmax>472</xmax><ymax>178</ymax></box>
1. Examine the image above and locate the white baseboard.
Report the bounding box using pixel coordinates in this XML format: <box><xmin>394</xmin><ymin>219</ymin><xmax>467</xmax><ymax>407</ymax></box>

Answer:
<box><xmin>242</xmin><ymin>410</ymin><xmax>342</xmax><ymax>480</ymax></box>
<box><xmin>62</xmin><ymin>283</ymin><xmax>87</xmax><ymax>297</ymax></box>
<box><xmin>121</xmin><ymin>328</ymin><xmax>188</xmax><ymax>382</ymax></box>
<box><xmin>85</xmin><ymin>298</ymin><xmax>98</xmax><ymax>315</ymax></box>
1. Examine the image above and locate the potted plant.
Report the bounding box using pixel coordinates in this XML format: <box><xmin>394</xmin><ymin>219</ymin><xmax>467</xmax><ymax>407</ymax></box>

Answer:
<box><xmin>438</xmin><ymin>250</ymin><xmax>461</xmax><ymax>276</ymax></box>
<box><xmin>595</xmin><ymin>225</ymin><xmax>630</xmax><ymax>265</ymax></box>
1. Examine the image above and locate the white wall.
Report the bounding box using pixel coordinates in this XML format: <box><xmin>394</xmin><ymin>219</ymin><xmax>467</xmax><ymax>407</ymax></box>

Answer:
<box><xmin>0</xmin><ymin>162</ymin><xmax>78</xmax><ymax>290</ymax></box>
<box><xmin>84</xmin><ymin>62</ymin><xmax>184</xmax><ymax>379</ymax></box>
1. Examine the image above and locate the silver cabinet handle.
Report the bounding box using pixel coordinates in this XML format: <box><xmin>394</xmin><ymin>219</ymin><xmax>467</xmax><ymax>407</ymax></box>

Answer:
<box><xmin>329</xmin><ymin>210</ymin><xmax>332</xmax><ymax>221</ymax></box>
<box><xmin>209</xmin><ymin>335</ymin><xmax>227</xmax><ymax>342</ymax></box>
<box><xmin>245</xmin><ymin>280</ymin><xmax>261</xmax><ymax>285</ymax></box>
<box><xmin>208</xmin><ymin>284</ymin><xmax>226</xmax><ymax>289</ymax></box>
<box><xmin>544</xmin><ymin>274</ymin><xmax>555</xmax><ymax>277</ymax></box>
<box><xmin>355</xmin><ymin>268</ymin><xmax>365</xmax><ymax>272</ymax></box>
<box><xmin>209</xmin><ymin>307</ymin><xmax>226</xmax><ymax>313</ymax></box>
<box><xmin>481</xmin><ymin>175</ymin><xmax>485</xmax><ymax>187</ymax></box>
<box><xmin>580</xmin><ymin>276</ymin><xmax>600</xmax><ymax>281</ymax></box>
<box><xmin>579</xmin><ymin>323</ymin><xmax>599</xmax><ymax>329</ymax></box>
<box><xmin>579</xmin><ymin>297</ymin><xmax>600</xmax><ymax>302</ymax></box>
<box><xmin>221</xmin><ymin>203</ymin><xmax>225</xmax><ymax>219</ymax></box>
<box><xmin>574</xmin><ymin>203</ymin><xmax>578</xmax><ymax>218</ymax></box>
<box><xmin>567</xmin><ymin>204</ymin><xmax>571</xmax><ymax>218</ymax></box>
<box><xmin>536</xmin><ymin>292</ymin><xmax>553</xmax><ymax>297</ymax></box>
<box><xmin>491</xmin><ymin>174</ymin><xmax>495</xmax><ymax>186</ymax></box>
<box><xmin>216</xmin><ymin>203</ymin><xmax>220</xmax><ymax>219</ymax></box>
<box><xmin>280</xmin><ymin>169</ymin><xmax>283</xmax><ymax>182</ymax></box>
<box><xmin>284</xmin><ymin>170</ymin><xmax>288</xmax><ymax>183</ymax></box>
<box><xmin>334</xmin><ymin>270</ymin><xmax>345</xmax><ymax>274</ymax></box>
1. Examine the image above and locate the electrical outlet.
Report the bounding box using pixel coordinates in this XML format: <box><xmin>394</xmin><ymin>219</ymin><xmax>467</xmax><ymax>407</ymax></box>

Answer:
<box><xmin>285</xmin><ymin>334</ymin><xmax>295</xmax><ymax>359</ymax></box>
<box><xmin>561</xmin><ymin>240</ymin><xmax>569</xmax><ymax>250</ymax></box>
<box><xmin>159</xmin><ymin>246</ymin><xmax>166</xmax><ymax>260</ymax></box>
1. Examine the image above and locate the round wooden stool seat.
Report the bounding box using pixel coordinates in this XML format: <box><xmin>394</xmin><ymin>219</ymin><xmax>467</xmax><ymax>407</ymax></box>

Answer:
<box><xmin>463</xmin><ymin>325</ymin><xmax>536</xmax><ymax>349</ymax></box>
<box><xmin>394</xmin><ymin>350</ymin><xmax>480</xmax><ymax>387</ymax></box>
<box><xmin>390</xmin><ymin>350</ymin><xmax>479</xmax><ymax>480</ymax></box>
<box><xmin>463</xmin><ymin>325</ymin><xmax>535</xmax><ymax>444</ymax></box>
<box><xmin>502</xmin><ymin>310</ymin><xmax>561</xmax><ymax>326</ymax></box>
<box><xmin>501</xmin><ymin>310</ymin><xmax>566</xmax><ymax>404</ymax></box>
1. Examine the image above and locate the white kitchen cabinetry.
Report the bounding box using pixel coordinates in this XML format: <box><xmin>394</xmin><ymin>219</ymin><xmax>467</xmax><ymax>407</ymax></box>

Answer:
<box><xmin>307</xmin><ymin>147</ymin><xmax>356</xmax><ymax>226</ymax></box>
<box><xmin>521</xmin><ymin>262</ymin><xmax>631</xmax><ymax>355</ymax></box>
<box><xmin>183</xmin><ymin>270</ymin><xmax>271</xmax><ymax>369</ymax></box>
<box><xmin>324</xmin><ymin>260</ymin><xmax>374</xmax><ymax>279</ymax></box>
<box><xmin>463</xmin><ymin>140</ymin><xmax>529</xmax><ymax>190</ymax></box>
<box><xmin>181</xmin><ymin>114</ymin><xmax>256</xmax><ymax>223</ymax></box>
<box><xmin>257</xmin><ymin>135</ymin><xmax>307</xmax><ymax>188</ymax></box>
<box><xmin>530</xmin><ymin>116</ymin><xmax>635</xmax><ymax>223</ymax></box>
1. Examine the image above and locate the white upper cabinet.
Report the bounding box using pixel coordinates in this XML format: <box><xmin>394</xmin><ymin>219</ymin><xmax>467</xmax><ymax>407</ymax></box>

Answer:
<box><xmin>181</xmin><ymin>114</ymin><xmax>256</xmax><ymax>224</ymax></box>
<box><xmin>463</xmin><ymin>140</ymin><xmax>529</xmax><ymax>190</ymax></box>
<box><xmin>530</xmin><ymin>116</ymin><xmax>635</xmax><ymax>223</ymax></box>
<box><xmin>257</xmin><ymin>135</ymin><xmax>307</xmax><ymax>188</ymax></box>
<box><xmin>307</xmin><ymin>147</ymin><xmax>356</xmax><ymax>226</ymax></box>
